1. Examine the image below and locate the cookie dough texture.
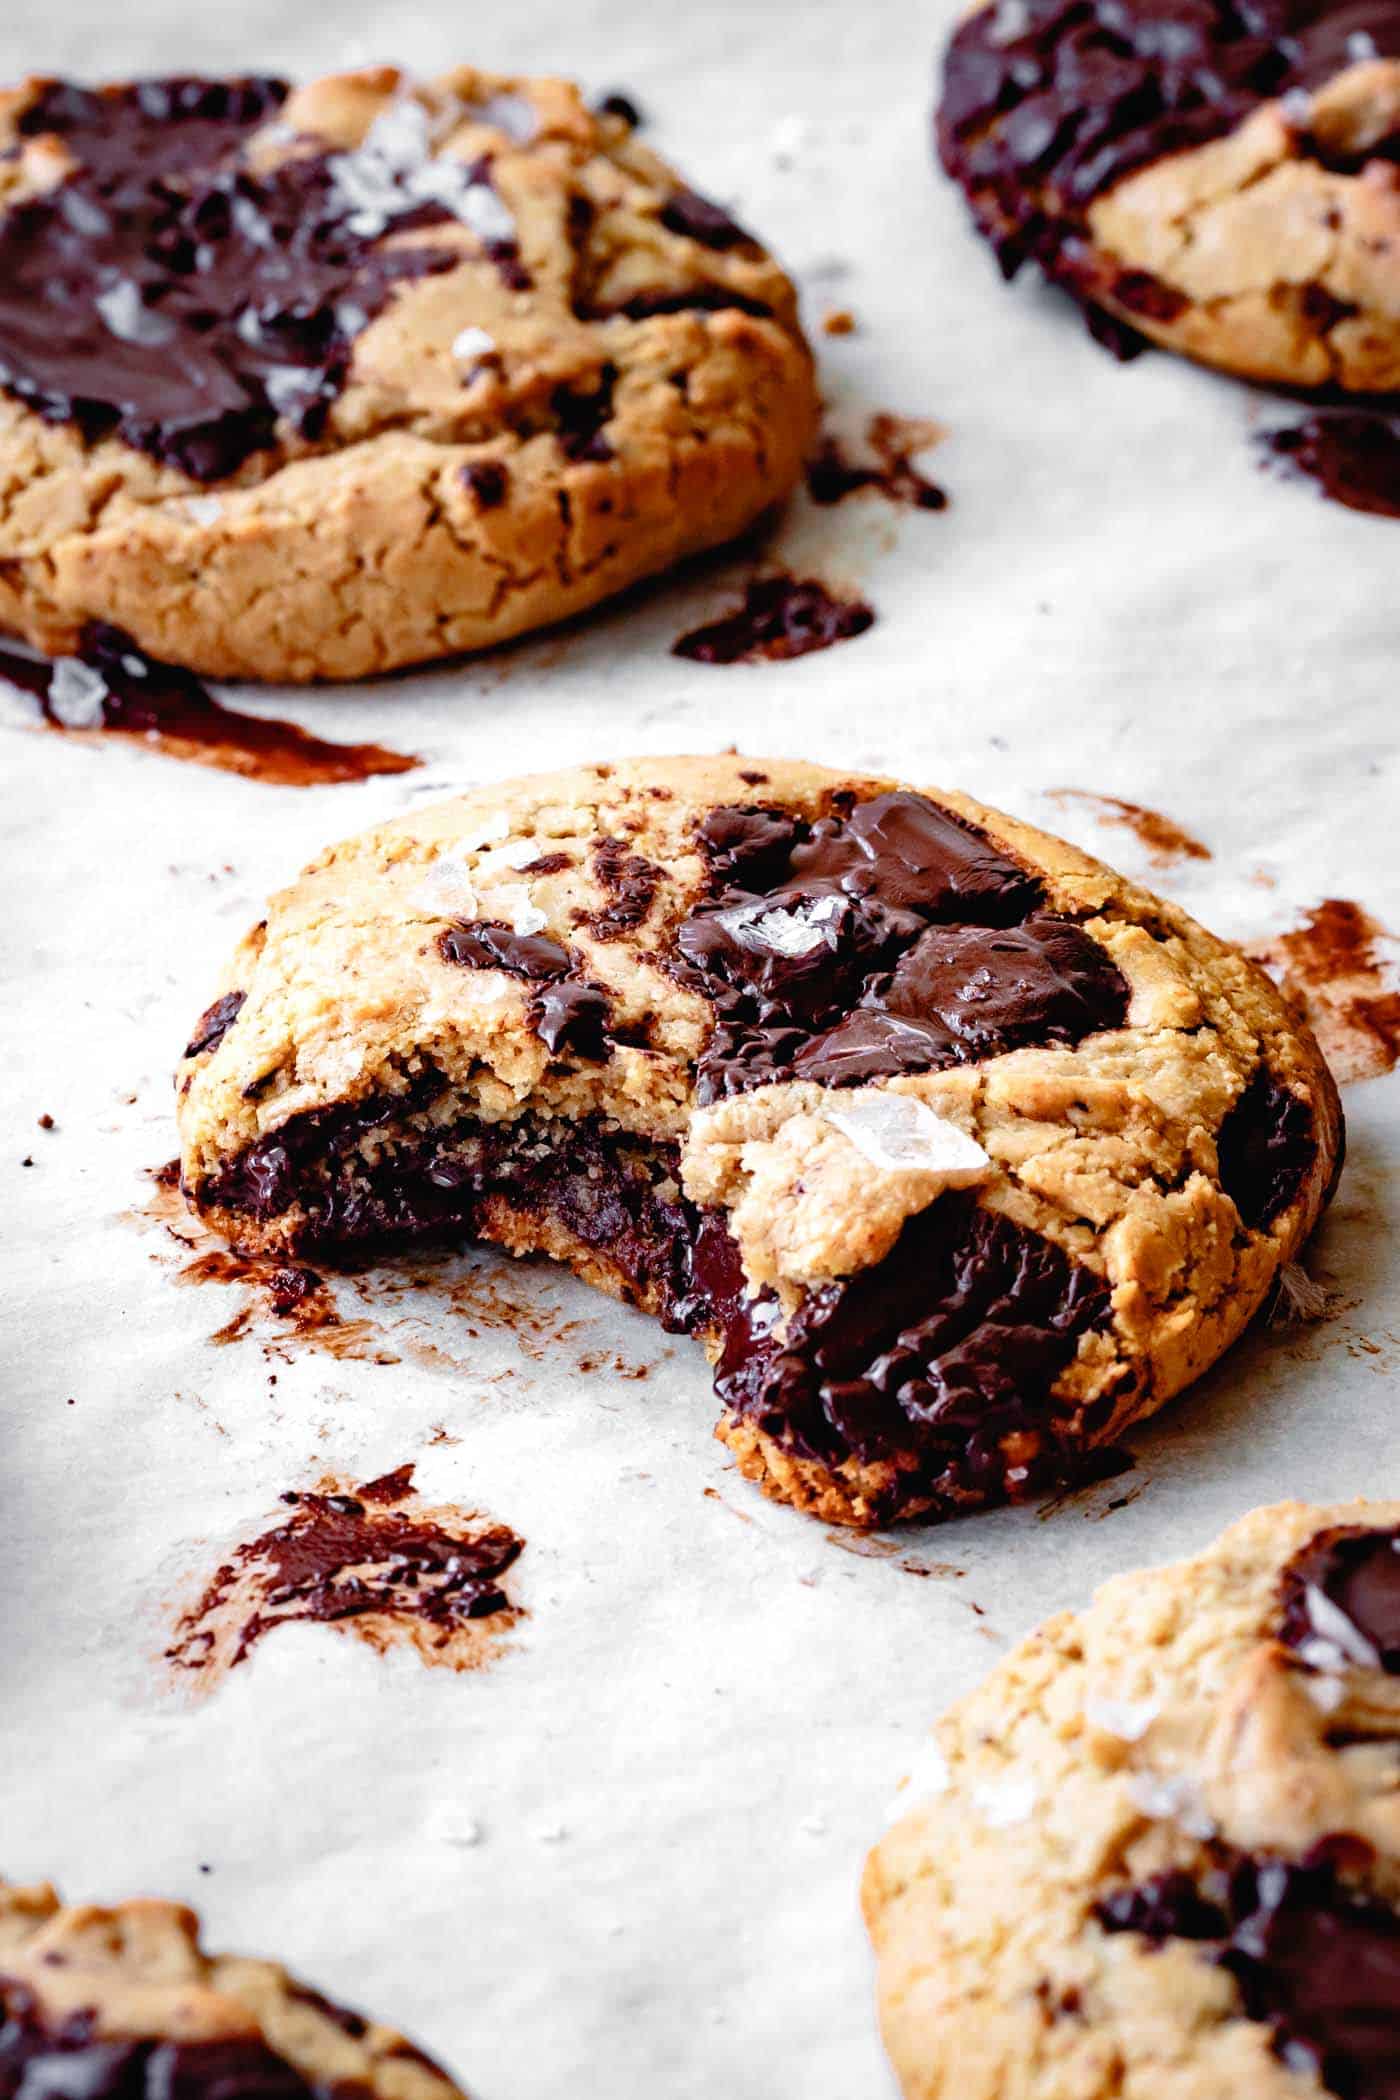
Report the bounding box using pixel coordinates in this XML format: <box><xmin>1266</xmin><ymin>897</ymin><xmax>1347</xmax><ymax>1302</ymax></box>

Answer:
<box><xmin>0</xmin><ymin>67</ymin><xmax>815</xmax><ymax>680</ymax></box>
<box><xmin>939</xmin><ymin>1</ymin><xmax>1400</xmax><ymax>389</ymax></box>
<box><xmin>863</xmin><ymin>1498</ymin><xmax>1400</xmax><ymax>2100</ymax></box>
<box><xmin>0</xmin><ymin>1879</ymin><xmax>468</xmax><ymax>2099</ymax></box>
<box><xmin>177</xmin><ymin>756</ymin><xmax>1341</xmax><ymax>1528</ymax></box>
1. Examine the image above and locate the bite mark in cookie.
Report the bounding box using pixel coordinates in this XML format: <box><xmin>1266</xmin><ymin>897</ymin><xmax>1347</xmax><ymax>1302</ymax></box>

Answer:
<box><xmin>175</xmin><ymin>757</ymin><xmax>1342</xmax><ymax>1529</ymax></box>
<box><xmin>0</xmin><ymin>68</ymin><xmax>816</xmax><ymax>679</ymax></box>
<box><xmin>938</xmin><ymin>0</ymin><xmax>1400</xmax><ymax>388</ymax></box>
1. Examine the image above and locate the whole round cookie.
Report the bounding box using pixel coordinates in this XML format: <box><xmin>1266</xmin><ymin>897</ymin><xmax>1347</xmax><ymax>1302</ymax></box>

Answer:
<box><xmin>0</xmin><ymin>69</ymin><xmax>815</xmax><ymax>681</ymax></box>
<box><xmin>0</xmin><ymin>1878</ymin><xmax>469</xmax><ymax>2098</ymax></box>
<box><xmin>864</xmin><ymin>1498</ymin><xmax>1400</xmax><ymax>2100</ymax></box>
<box><xmin>937</xmin><ymin>0</ymin><xmax>1400</xmax><ymax>387</ymax></box>
<box><xmin>175</xmin><ymin>756</ymin><xmax>1341</xmax><ymax>1529</ymax></box>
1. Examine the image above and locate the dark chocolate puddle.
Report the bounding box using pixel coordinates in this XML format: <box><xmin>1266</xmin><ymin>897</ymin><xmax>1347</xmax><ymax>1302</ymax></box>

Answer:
<box><xmin>1261</xmin><ymin>412</ymin><xmax>1400</xmax><ymax>519</ymax></box>
<box><xmin>672</xmin><ymin>577</ymin><xmax>875</xmax><ymax>663</ymax></box>
<box><xmin>0</xmin><ymin>624</ymin><xmax>418</xmax><ymax>784</ymax></box>
<box><xmin>807</xmin><ymin>413</ymin><xmax>948</xmax><ymax>511</ymax></box>
<box><xmin>165</xmin><ymin>1464</ymin><xmax>524</xmax><ymax>1686</ymax></box>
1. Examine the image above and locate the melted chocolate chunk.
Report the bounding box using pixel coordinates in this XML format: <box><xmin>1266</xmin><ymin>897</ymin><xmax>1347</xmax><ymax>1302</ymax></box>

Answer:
<box><xmin>553</xmin><ymin>365</ymin><xmax>617</xmax><ymax>461</ymax></box>
<box><xmin>0</xmin><ymin>1984</ymin><xmax>340</xmax><ymax>2100</ymax></box>
<box><xmin>672</xmin><ymin>577</ymin><xmax>876</xmax><ymax>664</ymax></box>
<box><xmin>531</xmin><ymin>979</ymin><xmax>613</xmax><ymax>1058</ymax></box>
<box><xmin>460</xmin><ymin>459</ymin><xmax>509</xmax><ymax>508</ymax></box>
<box><xmin>185</xmin><ymin>989</ymin><xmax>246</xmax><ymax>1059</ymax></box>
<box><xmin>674</xmin><ymin>792</ymin><xmax>1126</xmax><ymax>1101</ymax></box>
<box><xmin>1281</xmin><ymin>1523</ymin><xmax>1400</xmax><ymax>1672</ymax></box>
<box><xmin>1263</xmin><ymin>413</ymin><xmax>1400</xmax><ymax>520</ymax></box>
<box><xmin>1217</xmin><ymin>1066</ymin><xmax>1316</xmax><ymax>1229</ymax></box>
<box><xmin>437</xmin><ymin>918</ymin><xmax>613</xmax><ymax>1063</ymax></box>
<box><xmin>166</xmin><ymin>1465</ymin><xmax>523</xmax><ymax>1678</ymax></box>
<box><xmin>579</xmin><ymin>837</ymin><xmax>663</xmax><ymax>939</ymax></box>
<box><xmin>938</xmin><ymin>0</ymin><xmax>1400</xmax><ymax>331</ymax></box>
<box><xmin>437</xmin><ymin>920</ymin><xmax>572</xmax><ymax>979</ymax></box>
<box><xmin>607</xmin><ymin>285</ymin><xmax>773</xmax><ymax>320</ymax></box>
<box><xmin>0</xmin><ymin>74</ymin><xmax>512</xmax><ymax>479</ymax></box>
<box><xmin>0</xmin><ymin>624</ymin><xmax>416</xmax><ymax>784</ymax></box>
<box><xmin>1099</xmin><ymin>1851</ymin><xmax>1400</xmax><ymax>2100</ymax></box>
<box><xmin>659</xmin><ymin>186</ymin><xmax>752</xmax><ymax>249</ymax></box>
<box><xmin>793</xmin><ymin>913</ymin><xmax>1132</xmax><ymax>1086</ymax></box>
<box><xmin>692</xmin><ymin>1190</ymin><xmax>1111</xmax><ymax>1503</ymax></box>
<box><xmin>594</xmin><ymin>90</ymin><xmax>645</xmax><ymax>128</ymax></box>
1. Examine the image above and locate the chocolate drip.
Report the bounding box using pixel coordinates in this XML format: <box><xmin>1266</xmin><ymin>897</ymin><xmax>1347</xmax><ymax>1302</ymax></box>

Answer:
<box><xmin>0</xmin><ymin>74</ymin><xmax>514</xmax><ymax>479</ymax></box>
<box><xmin>0</xmin><ymin>625</ymin><xmax>416</xmax><ymax>784</ymax></box>
<box><xmin>1216</xmin><ymin>1066</ymin><xmax>1316</xmax><ymax>1229</ymax></box>
<box><xmin>689</xmin><ymin>1191</ymin><xmax>1111</xmax><ymax>1503</ymax></box>
<box><xmin>1281</xmin><ymin>1523</ymin><xmax>1400</xmax><ymax>1672</ymax></box>
<box><xmin>0</xmin><ymin>1983</ymin><xmax>348</xmax><ymax>2100</ymax></box>
<box><xmin>1098</xmin><ymin>1850</ymin><xmax>1400</xmax><ymax>2100</ymax></box>
<box><xmin>674</xmin><ymin>791</ymin><xmax>1127</xmax><ymax>1101</ymax></box>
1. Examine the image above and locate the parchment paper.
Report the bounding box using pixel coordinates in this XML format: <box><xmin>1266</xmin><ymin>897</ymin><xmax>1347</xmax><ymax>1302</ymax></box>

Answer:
<box><xmin>3</xmin><ymin>2</ymin><xmax>1398</xmax><ymax>2096</ymax></box>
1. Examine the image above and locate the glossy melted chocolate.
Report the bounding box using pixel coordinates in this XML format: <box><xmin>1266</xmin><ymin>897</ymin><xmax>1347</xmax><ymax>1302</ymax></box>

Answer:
<box><xmin>0</xmin><ymin>625</ymin><xmax>416</xmax><ymax>784</ymax></box>
<box><xmin>166</xmin><ymin>1464</ymin><xmax>522</xmax><ymax>1675</ymax></box>
<box><xmin>1216</xmin><ymin>1065</ymin><xmax>1317</xmax><ymax>1228</ymax></box>
<box><xmin>938</xmin><ymin>0</ymin><xmax>1400</xmax><ymax>320</ymax></box>
<box><xmin>1264</xmin><ymin>413</ymin><xmax>1400</xmax><ymax>520</ymax></box>
<box><xmin>437</xmin><ymin>919</ymin><xmax>613</xmax><ymax>1059</ymax></box>
<box><xmin>688</xmin><ymin>1189</ymin><xmax>1113</xmax><ymax>1507</ymax></box>
<box><xmin>674</xmin><ymin>792</ymin><xmax>1128</xmax><ymax>1100</ymax></box>
<box><xmin>0</xmin><ymin>1983</ymin><xmax>346</xmax><ymax>2100</ymax></box>
<box><xmin>0</xmin><ymin>75</ymin><xmax>514</xmax><ymax>479</ymax></box>
<box><xmin>672</xmin><ymin>579</ymin><xmax>876</xmax><ymax>664</ymax></box>
<box><xmin>1098</xmin><ymin>1850</ymin><xmax>1400</xmax><ymax>2100</ymax></box>
<box><xmin>188</xmin><ymin>789</ymin><xmax>1315</xmax><ymax>1511</ymax></box>
<box><xmin>1281</xmin><ymin>1522</ymin><xmax>1400</xmax><ymax>1671</ymax></box>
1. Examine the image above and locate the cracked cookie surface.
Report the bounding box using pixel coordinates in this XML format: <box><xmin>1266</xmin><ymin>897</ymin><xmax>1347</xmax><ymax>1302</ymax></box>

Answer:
<box><xmin>0</xmin><ymin>67</ymin><xmax>814</xmax><ymax>680</ymax></box>
<box><xmin>864</xmin><ymin>1498</ymin><xmax>1400</xmax><ymax>2100</ymax></box>
<box><xmin>0</xmin><ymin>1879</ymin><xmax>469</xmax><ymax>2099</ymax></box>
<box><xmin>938</xmin><ymin>0</ymin><xmax>1400</xmax><ymax>388</ymax></box>
<box><xmin>175</xmin><ymin>755</ymin><xmax>1341</xmax><ymax>1528</ymax></box>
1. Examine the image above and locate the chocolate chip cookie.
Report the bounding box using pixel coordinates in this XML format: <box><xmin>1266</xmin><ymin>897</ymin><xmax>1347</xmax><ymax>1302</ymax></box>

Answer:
<box><xmin>0</xmin><ymin>1879</ymin><xmax>468</xmax><ymax>2099</ymax></box>
<box><xmin>864</xmin><ymin>1498</ymin><xmax>1400</xmax><ymax>2100</ymax></box>
<box><xmin>175</xmin><ymin>756</ymin><xmax>1341</xmax><ymax>1529</ymax></box>
<box><xmin>938</xmin><ymin>0</ymin><xmax>1400</xmax><ymax>387</ymax></box>
<box><xmin>0</xmin><ymin>69</ymin><xmax>814</xmax><ymax>680</ymax></box>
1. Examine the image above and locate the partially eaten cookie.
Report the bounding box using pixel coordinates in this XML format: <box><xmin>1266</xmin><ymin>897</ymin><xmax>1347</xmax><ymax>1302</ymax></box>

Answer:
<box><xmin>176</xmin><ymin>756</ymin><xmax>1342</xmax><ymax>1528</ymax></box>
